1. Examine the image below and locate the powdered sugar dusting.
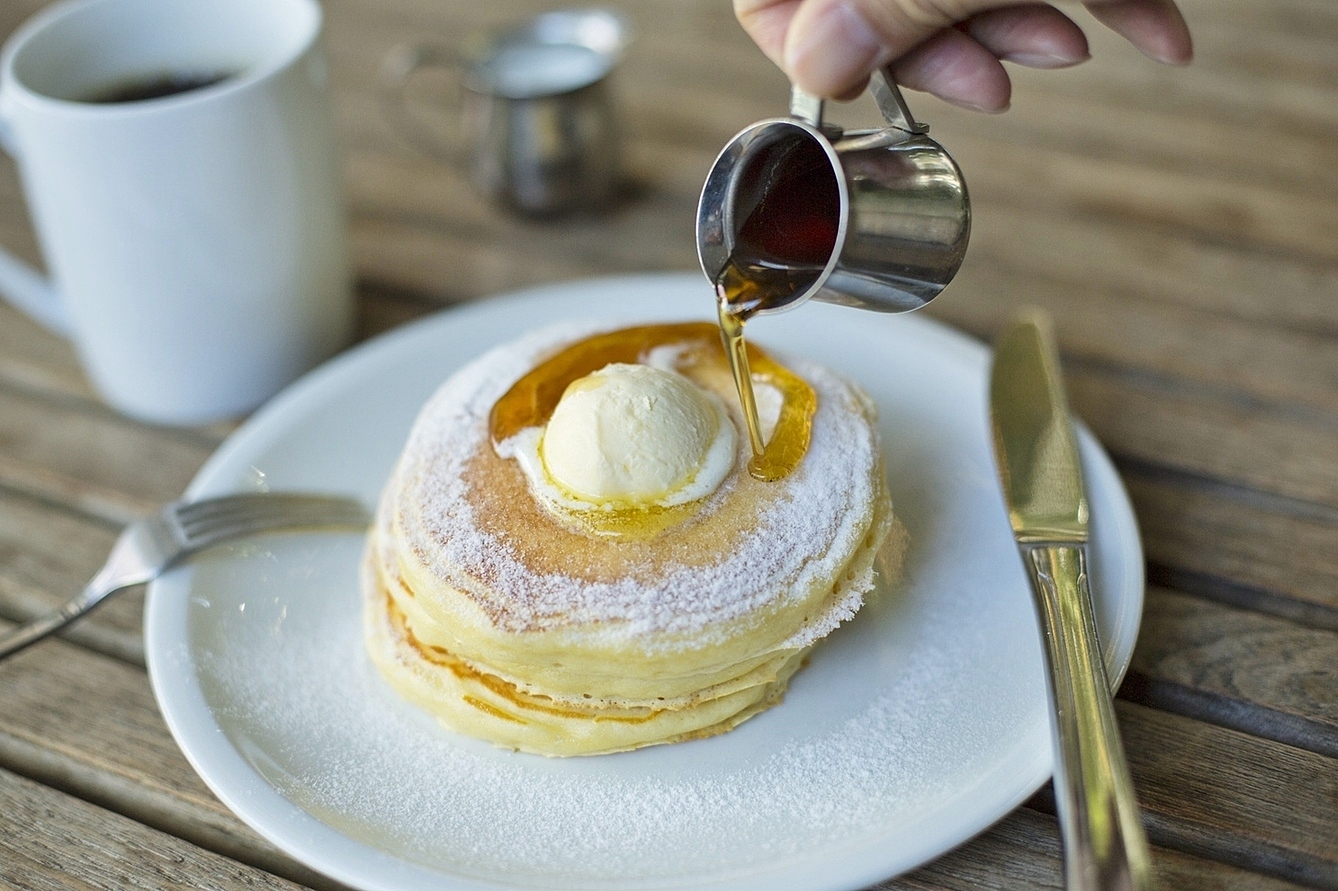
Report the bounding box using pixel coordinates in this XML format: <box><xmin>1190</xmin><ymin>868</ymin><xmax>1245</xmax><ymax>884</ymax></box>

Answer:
<box><xmin>190</xmin><ymin>538</ymin><xmax>1016</xmax><ymax>888</ymax></box>
<box><xmin>382</xmin><ymin>321</ymin><xmax>884</xmax><ymax>650</ymax></box>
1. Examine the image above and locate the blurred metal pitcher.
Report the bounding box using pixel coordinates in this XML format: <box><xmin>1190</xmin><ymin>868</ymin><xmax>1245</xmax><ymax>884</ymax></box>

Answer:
<box><xmin>383</xmin><ymin>8</ymin><xmax>628</xmax><ymax>216</ymax></box>
<box><xmin>697</xmin><ymin>70</ymin><xmax>970</xmax><ymax>315</ymax></box>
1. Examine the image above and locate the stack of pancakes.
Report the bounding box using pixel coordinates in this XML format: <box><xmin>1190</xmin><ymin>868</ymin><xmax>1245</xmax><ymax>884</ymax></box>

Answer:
<box><xmin>362</xmin><ymin>322</ymin><xmax>901</xmax><ymax>756</ymax></box>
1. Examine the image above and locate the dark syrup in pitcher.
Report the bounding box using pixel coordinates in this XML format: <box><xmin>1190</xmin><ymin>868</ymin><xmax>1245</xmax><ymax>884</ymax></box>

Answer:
<box><xmin>715</xmin><ymin>134</ymin><xmax>840</xmax><ymax>480</ymax></box>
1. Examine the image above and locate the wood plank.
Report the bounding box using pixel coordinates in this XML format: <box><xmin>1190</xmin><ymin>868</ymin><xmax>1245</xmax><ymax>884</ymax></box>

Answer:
<box><xmin>930</xmin><ymin>266</ymin><xmax>1338</xmax><ymax>504</ymax></box>
<box><xmin>1066</xmin><ymin>366</ymin><xmax>1338</xmax><ymax>510</ymax></box>
<box><xmin>1123</xmin><ymin>471</ymin><xmax>1338</xmax><ymax>623</ymax></box>
<box><xmin>1121</xmin><ymin>702</ymin><xmax>1338</xmax><ymax>889</ymax></box>
<box><xmin>322</xmin><ymin>0</ymin><xmax>790</xmax><ymax>153</ymax></box>
<box><xmin>341</xmin><ymin>138</ymin><xmax>708</xmax><ymax>241</ymax></box>
<box><xmin>942</xmin><ymin>76</ymin><xmax>1338</xmax><ymax>204</ymax></box>
<box><xmin>345</xmin><ymin>157</ymin><xmax>702</xmax><ymax>302</ymax></box>
<box><xmin>0</xmin><ymin>381</ymin><xmax>216</xmax><ymax>523</ymax></box>
<box><xmin>351</xmin><ymin>215</ymin><xmax>597</xmax><ymax>304</ymax></box>
<box><xmin>340</xmin><ymin>151</ymin><xmax>1335</xmax><ymax>388</ymax></box>
<box><xmin>0</xmin><ymin>0</ymin><xmax>47</xmax><ymax>47</ymax></box>
<box><xmin>324</xmin><ymin>0</ymin><xmax>1338</xmax><ymax>154</ymax></box>
<box><xmin>885</xmin><ymin>805</ymin><xmax>1313</xmax><ymax>891</ymax></box>
<box><xmin>0</xmin><ymin>767</ymin><xmax>315</xmax><ymax>891</ymax></box>
<box><xmin>356</xmin><ymin>281</ymin><xmax>442</xmax><ymax>341</ymax></box>
<box><xmin>0</xmin><ymin>298</ymin><xmax>98</xmax><ymax>403</ymax></box>
<box><xmin>337</xmin><ymin>137</ymin><xmax>1338</xmax><ymax>426</ymax></box>
<box><xmin>945</xmin><ymin>203</ymin><xmax>1337</xmax><ymax>339</ymax></box>
<box><xmin>1040</xmin><ymin>7</ymin><xmax>1338</xmax><ymax>130</ymax></box>
<box><xmin>1127</xmin><ymin>587</ymin><xmax>1338</xmax><ymax>756</ymax></box>
<box><xmin>323</xmin><ymin>0</ymin><xmax>1338</xmax><ymax>250</ymax></box>
<box><xmin>943</xmin><ymin>128</ymin><xmax>1338</xmax><ymax>263</ymax></box>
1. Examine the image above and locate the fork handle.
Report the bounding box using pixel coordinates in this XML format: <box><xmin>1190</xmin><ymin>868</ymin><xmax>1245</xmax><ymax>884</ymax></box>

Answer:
<box><xmin>1023</xmin><ymin>544</ymin><xmax>1154</xmax><ymax>891</ymax></box>
<box><xmin>0</xmin><ymin>584</ymin><xmax>106</xmax><ymax>660</ymax></box>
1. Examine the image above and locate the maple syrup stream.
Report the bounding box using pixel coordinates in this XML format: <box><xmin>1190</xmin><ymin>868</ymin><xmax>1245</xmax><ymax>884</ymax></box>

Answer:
<box><xmin>714</xmin><ymin>134</ymin><xmax>840</xmax><ymax>481</ymax></box>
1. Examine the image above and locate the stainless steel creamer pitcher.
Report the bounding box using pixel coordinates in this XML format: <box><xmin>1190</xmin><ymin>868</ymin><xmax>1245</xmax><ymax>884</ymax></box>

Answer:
<box><xmin>382</xmin><ymin>8</ymin><xmax>628</xmax><ymax>217</ymax></box>
<box><xmin>697</xmin><ymin>70</ymin><xmax>970</xmax><ymax>315</ymax></box>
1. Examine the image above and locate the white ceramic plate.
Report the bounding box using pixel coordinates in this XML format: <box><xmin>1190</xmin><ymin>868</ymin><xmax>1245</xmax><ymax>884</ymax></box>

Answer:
<box><xmin>145</xmin><ymin>273</ymin><xmax>1143</xmax><ymax>891</ymax></box>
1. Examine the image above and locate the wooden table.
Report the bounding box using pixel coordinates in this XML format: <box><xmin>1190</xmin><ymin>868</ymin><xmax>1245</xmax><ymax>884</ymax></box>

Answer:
<box><xmin>1</xmin><ymin>0</ymin><xmax>1334</xmax><ymax>888</ymax></box>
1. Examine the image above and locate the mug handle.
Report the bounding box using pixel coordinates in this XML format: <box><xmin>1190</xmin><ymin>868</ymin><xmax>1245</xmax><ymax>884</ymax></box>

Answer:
<box><xmin>379</xmin><ymin>42</ymin><xmax>467</xmax><ymax>164</ymax></box>
<box><xmin>790</xmin><ymin>69</ymin><xmax>929</xmax><ymax>138</ymax></box>
<box><xmin>0</xmin><ymin>113</ymin><xmax>71</xmax><ymax>335</ymax></box>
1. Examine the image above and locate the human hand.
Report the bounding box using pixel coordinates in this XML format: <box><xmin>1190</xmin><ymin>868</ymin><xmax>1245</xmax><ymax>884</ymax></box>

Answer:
<box><xmin>735</xmin><ymin>0</ymin><xmax>1192</xmax><ymax>111</ymax></box>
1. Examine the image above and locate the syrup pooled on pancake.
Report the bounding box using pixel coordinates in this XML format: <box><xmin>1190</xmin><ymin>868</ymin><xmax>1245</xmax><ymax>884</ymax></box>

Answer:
<box><xmin>362</xmin><ymin>320</ymin><xmax>901</xmax><ymax>755</ymax></box>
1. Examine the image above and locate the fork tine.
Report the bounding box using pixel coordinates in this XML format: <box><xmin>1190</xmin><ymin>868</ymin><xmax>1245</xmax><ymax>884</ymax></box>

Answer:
<box><xmin>172</xmin><ymin>493</ymin><xmax>368</xmax><ymax>548</ymax></box>
<box><xmin>175</xmin><ymin>492</ymin><xmax>348</xmax><ymax>522</ymax></box>
<box><xmin>175</xmin><ymin>493</ymin><xmax>364</xmax><ymax>527</ymax></box>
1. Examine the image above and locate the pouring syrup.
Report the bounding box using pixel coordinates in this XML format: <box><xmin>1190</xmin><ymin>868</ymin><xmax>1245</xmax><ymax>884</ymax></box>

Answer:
<box><xmin>714</xmin><ymin>134</ymin><xmax>840</xmax><ymax>481</ymax></box>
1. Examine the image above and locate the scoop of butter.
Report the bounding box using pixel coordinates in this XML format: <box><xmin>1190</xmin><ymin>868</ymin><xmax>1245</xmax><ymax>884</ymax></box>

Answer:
<box><xmin>537</xmin><ymin>363</ymin><xmax>735</xmax><ymax>509</ymax></box>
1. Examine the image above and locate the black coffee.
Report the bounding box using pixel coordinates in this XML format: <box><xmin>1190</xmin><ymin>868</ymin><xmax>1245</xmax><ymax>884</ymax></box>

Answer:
<box><xmin>82</xmin><ymin>71</ymin><xmax>234</xmax><ymax>104</ymax></box>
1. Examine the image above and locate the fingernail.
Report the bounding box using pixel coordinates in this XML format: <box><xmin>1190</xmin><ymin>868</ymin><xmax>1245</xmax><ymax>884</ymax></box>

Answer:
<box><xmin>944</xmin><ymin>95</ymin><xmax>1009</xmax><ymax>114</ymax></box>
<box><xmin>785</xmin><ymin>1</ymin><xmax>887</xmax><ymax>96</ymax></box>
<box><xmin>1003</xmin><ymin>49</ymin><xmax>1090</xmax><ymax>69</ymax></box>
<box><xmin>1148</xmin><ymin>40</ymin><xmax>1193</xmax><ymax>66</ymax></box>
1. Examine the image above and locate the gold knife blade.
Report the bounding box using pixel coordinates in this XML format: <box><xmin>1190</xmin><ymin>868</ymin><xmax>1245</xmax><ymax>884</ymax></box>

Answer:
<box><xmin>989</xmin><ymin>309</ymin><xmax>1154</xmax><ymax>891</ymax></box>
<box><xmin>990</xmin><ymin>310</ymin><xmax>1088</xmax><ymax>544</ymax></box>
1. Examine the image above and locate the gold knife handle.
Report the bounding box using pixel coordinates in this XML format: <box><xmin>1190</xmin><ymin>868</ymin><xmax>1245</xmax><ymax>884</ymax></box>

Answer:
<box><xmin>1022</xmin><ymin>544</ymin><xmax>1155</xmax><ymax>890</ymax></box>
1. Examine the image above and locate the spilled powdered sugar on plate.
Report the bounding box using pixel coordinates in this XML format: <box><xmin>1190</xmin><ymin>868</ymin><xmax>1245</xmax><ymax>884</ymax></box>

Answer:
<box><xmin>187</xmin><ymin>527</ymin><xmax>1023</xmax><ymax>888</ymax></box>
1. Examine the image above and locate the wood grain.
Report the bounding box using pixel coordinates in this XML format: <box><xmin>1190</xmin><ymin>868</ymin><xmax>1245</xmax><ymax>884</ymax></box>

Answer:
<box><xmin>1125</xmin><ymin>473</ymin><xmax>1338</xmax><ymax>623</ymax></box>
<box><xmin>1129</xmin><ymin>587</ymin><xmax>1338</xmax><ymax>755</ymax></box>
<box><xmin>1123</xmin><ymin>703</ymin><xmax>1338</xmax><ymax>888</ymax></box>
<box><xmin>0</xmin><ymin>381</ymin><xmax>215</xmax><ymax>522</ymax></box>
<box><xmin>0</xmin><ymin>767</ymin><xmax>310</xmax><ymax>891</ymax></box>
<box><xmin>884</xmin><ymin>806</ymin><xmax>1315</xmax><ymax>891</ymax></box>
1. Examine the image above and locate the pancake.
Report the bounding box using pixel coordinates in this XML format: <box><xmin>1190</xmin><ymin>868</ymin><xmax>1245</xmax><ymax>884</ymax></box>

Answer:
<box><xmin>362</xmin><ymin>321</ymin><xmax>903</xmax><ymax>756</ymax></box>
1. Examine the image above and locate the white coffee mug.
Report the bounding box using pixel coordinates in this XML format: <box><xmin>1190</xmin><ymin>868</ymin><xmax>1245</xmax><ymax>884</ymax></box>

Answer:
<box><xmin>0</xmin><ymin>0</ymin><xmax>352</xmax><ymax>425</ymax></box>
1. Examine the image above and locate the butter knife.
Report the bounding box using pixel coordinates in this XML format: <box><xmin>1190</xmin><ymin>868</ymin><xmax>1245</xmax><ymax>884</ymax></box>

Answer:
<box><xmin>989</xmin><ymin>310</ymin><xmax>1154</xmax><ymax>890</ymax></box>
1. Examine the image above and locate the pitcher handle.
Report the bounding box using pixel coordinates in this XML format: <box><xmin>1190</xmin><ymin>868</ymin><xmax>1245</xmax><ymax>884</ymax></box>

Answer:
<box><xmin>870</xmin><ymin>68</ymin><xmax>929</xmax><ymax>135</ymax></box>
<box><xmin>789</xmin><ymin>86</ymin><xmax>825</xmax><ymax>127</ymax></box>
<box><xmin>379</xmin><ymin>42</ymin><xmax>469</xmax><ymax>164</ymax></box>
<box><xmin>790</xmin><ymin>69</ymin><xmax>929</xmax><ymax>138</ymax></box>
<box><xmin>0</xmin><ymin>113</ymin><xmax>70</xmax><ymax>335</ymax></box>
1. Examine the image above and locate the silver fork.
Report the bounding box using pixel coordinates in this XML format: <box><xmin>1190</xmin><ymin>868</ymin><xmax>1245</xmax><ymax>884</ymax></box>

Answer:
<box><xmin>0</xmin><ymin>492</ymin><xmax>369</xmax><ymax>661</ymax></box>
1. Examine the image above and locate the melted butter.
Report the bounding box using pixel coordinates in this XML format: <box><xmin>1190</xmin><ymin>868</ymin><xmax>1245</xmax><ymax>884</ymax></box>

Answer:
<box><xmin>551</xmin><ymin>501</ymin><xmax>700</xmax><ymax>542</ymax></box>
<box><xmin>489</xmin><ymin>322</ymin><xmax>815</xmax><ymax>488</ymax></box>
